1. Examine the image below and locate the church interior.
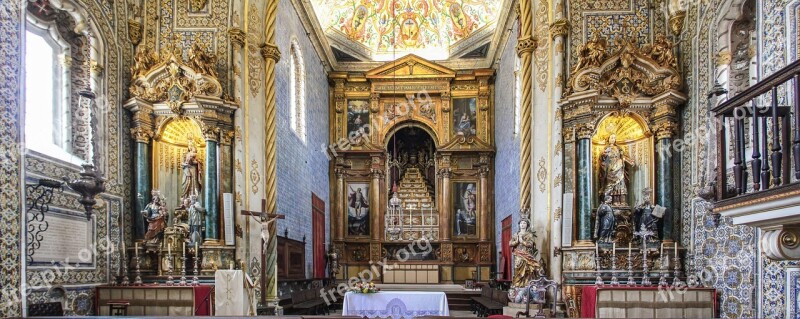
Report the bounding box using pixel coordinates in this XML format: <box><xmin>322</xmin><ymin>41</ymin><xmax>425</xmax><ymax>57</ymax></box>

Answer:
<box><xmin>3</xmin><ymin>0</ymin><xmax>800</xmax><ymax>317</ymax></box>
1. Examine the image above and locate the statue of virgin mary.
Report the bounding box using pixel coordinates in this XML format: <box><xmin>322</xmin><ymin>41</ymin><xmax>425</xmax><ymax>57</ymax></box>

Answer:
<box><xmin>181</xmin><ymin>140</ymin><xmax>202</xmax><ymax>200</ymax></box>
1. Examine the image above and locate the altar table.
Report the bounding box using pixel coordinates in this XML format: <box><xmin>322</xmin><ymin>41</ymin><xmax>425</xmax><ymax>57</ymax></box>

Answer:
<box><xmin>580</xmin><ymin>285</ymin><xmax>716</xmax><ymax>318</ymax></box>
<box><xmin>342</xmin><ymin>291</ymin><xmax>450</xmax><ymax>318</ymax></box>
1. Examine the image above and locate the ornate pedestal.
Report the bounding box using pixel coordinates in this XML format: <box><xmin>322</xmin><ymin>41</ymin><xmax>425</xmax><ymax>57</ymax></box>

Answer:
<box><xmin>200</xmin><ymin>244</ymin><xmax>236</xmax><ymax>275</ymax></box>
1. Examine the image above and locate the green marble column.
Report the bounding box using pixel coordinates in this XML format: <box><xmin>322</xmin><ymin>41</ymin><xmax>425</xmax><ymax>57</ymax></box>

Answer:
<box><xmin>576</xmin><ymin>137</ymin><xmax>593</xmax><ymax>242</ymax></box>
<box><xmin>204</xmin><ymin>140</ymin><xmax>219</xmax><ymax>241</ymax></box>
<box><xmin>135</xmin><ymin>142</ymin><xmax>150</xmax><ymax>239</ymax></box>
<box><xmin>656</xmin><ymin>138</ymin><xmax>673</xmax><ymax>241</ymax></box>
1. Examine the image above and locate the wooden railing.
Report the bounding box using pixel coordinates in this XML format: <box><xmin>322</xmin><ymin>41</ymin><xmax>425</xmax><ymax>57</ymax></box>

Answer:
<box><xmin>712</xmin><ymin>59</ymin><xmax>800</xmax><ymax>202</ymax></box>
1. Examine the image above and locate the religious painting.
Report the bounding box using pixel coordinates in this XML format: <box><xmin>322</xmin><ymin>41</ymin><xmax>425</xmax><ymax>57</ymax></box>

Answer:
<box><xmin>346</xmin><ymin>182</ymin><xmax>370</xmax><ymax>236</ymax></box>
<box><xmin>347</xmin><ymin>100</ymin><xmax>370</xmax><ymax>140</ymax></box>
<box><xmin>452</xmin><ymin>98</ymin><xmax>477</xmax><ymax>137</ymax></box>
<box><xmin>453</xmin><ymin>181</ymin><xmax>478</xmax><ymax>237</ymax></box>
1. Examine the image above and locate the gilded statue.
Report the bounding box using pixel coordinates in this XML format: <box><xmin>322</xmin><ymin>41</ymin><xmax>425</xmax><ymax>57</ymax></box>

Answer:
<box><xmin>599</xmin><ymin>134</ymin><xmax>634</xmax><ymax>206</ymax></box>
<box><xmin>634</xmin><ymin>188</ymin><xmax>664</xmax><ymax>241</ymax></box>
<box><xmin>181</xmin><ymin>140</ymin><xmax>203</xmax><ymax>200</ymax></box>
<box><xmin>188</xmin><ymin>42</ymin><xmax>218</xmax><ymax>78</ymax></box>
<box><xmin>327</xmin><ymin>246</ymin><xmax>341</xmax><ymax>278</ymax></box>
<box><xmin>187</xmin><ymin>194</ymin><xmax>206</xmax><ymax>247</ymax></box>
<box><xmin>510</xmin><ymin>219</ymin><xmax>541</xmax><ymax>289</ymax></box>
<box><xmin>573</xmin><ymin>34</ymin><xmax>607</xmax><ymax>73</ymax></box>
<box><xmin>593</xmin><ymin>195</ymin><xmax>616</xmax><ymax>243</ymax></box>
<box><xmin>644</xmin><ymin>34</ymin><xmax>677</xmax><ymax>68</ymax></box>
<box><xmin>142</xmin><ymin>190</ymin><xmax>167</xmax><ymax>245</ymax></box>
<box><xmin>131</xmin><ymin>46</ymin><xmax>158</xmax><ymax>79</ymax></box>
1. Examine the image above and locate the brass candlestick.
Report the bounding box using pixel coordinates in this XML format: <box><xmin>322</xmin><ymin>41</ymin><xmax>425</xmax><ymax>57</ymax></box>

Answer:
<box><xmin>121</xmin><ymin>250</ymin><xmax>130</xmax><ymax>286</ymax></box>
<box><xmin>658</xmin><ymin>253</ymin><xmax>669</xmax><ymax>287</ymax></box>
<box><xmin>672</xmin><ymin>247</ymin><xmax>683</xmax><ymax>286</ymax></box>
<box><xmin>594</xmin><ymin>245</ymin><xmax>604</xmax><ymax>285</ymax></box>
<box><xmin>609</xmin><ymin>245</ymin><xmax>619</xmax><ymax>285</ymax></box>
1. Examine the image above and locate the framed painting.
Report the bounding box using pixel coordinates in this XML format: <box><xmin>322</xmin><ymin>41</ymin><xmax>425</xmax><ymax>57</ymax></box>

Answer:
<box><xmin>452</xmin><ymin>97</ymin><xmax>477</xmax><ymax>137</ymax></box>
<box><xmin>347</xmin><ymin>100</ymin><xmax>370</xmax><ymax>139</ymax></box>
<box><xmin>346</xmin><ymin>182</ymin><xmax>370</xmax><ymax>236</ymax></box>
<box><xmin>453</xmin><ymin>181</ymin><xmax>478</xmax><ymax>237</ymax></box>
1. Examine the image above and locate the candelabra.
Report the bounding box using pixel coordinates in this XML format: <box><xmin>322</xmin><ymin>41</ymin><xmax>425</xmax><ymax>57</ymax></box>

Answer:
<box><xmin>594</xmin><ymin>246</ymin><xmax>604</xmax><ymax>285</ymax></box>
<box><xmin>165</xmin><ymin>252</ymin><xmax>175</xmax><ymax>286</ymax></box>
<box><xmin>609</xmin><ymin>247</ymin><xmax>619</xmax><ymax>285</ymax></box>
<box><xmin>658</xmin><ymin>253</ymin><xmax>669</xmax><ymax>287</ymax></box>
<box><xmin>133</xmin><ymin>255</ymin><xmax>143</xmax><ymax>285</ymax></box>
<box><xmin>626</xmin><ymin>248</ymin><xmax>636</xmax><ymax>285</ymax></box>
<box><xmin>179</xmin><ymin>252</ymin><xmax>188</xmax><ymax>286</ymax></box>
<box><xmin>672</xmin><ymin>249</ymin><xmax>683</xmax><ymax>286</ymax></box>
<box><xmin>192</xmin><ymin>248</ymin><xmax>200</xmax><ymax>285</ymax></box>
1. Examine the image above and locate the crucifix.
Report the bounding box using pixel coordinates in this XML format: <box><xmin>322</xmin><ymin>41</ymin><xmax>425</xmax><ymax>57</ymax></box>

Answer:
<box><xmin>240</xmin><ymin>199</ymin><xmax>285</xmax><ymax>306</ymax></box>
<box><xmin>633</xmin><ymin>225</ymin><xmax>655</xmax><ymax>285</ymax></box>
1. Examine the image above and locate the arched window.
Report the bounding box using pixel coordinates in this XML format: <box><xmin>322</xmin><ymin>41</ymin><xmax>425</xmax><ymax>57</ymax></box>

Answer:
<box><xmin>25</xmin><ymin>23</ymin><xmax>72</xmax><ymax>159</ymax></box>
<box><xmin>290</xmin><ymin>40</ymin><xmax>306</xmax><ymax>142</ymax></box>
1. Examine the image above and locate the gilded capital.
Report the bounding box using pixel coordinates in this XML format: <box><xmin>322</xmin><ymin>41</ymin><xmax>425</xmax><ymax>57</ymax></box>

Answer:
<box><xmin>130</xmin><ymin>126</ymin><xmax>153</xmax><ymax>143</ymax></box>
<box><xmin>478</xmin><ymin>166</ymin><xmax>490</xmax><ymax>178</ymax></box>
<box><xmin>562</xmin><ymin>127</ymin><xmax>576</xmax><ymax>143</ymax></box>
<box><xmin>370</xmin><ymin>168</ymin><xmax>384</xmax><ymax>179</ymax></box>
<box><xmin>229</xmin><ymin>28</ymin><xmax>246</xmax><ymax>48</ymax></box>
<box><xmin>575</xmin><ymin>123</ymin><xmax>595</xmax><ymax>139</ymax></box>
<box><xmin>654</xmin><ymin>121</ymin><xmax>679</xmax><ymax>139</ymax></box>
<box><xmin>549</xmin><ymin>19</ymin><xmax>569</xmax><ymax>40</ymax></box>
<box><xmin>516</xmin><ymin>36</ymin><xmax>537</xmax><ymax>56</ymax></box>
<box><xmin>437</xmin><ymin>168</ymin><xmax>453</xmax><ymax>179</ymax></box>
<box><xmin>202</xmin><ymin>126</ymin><xmax>221</xmax><ymax>142</ymax></box>
<box><xmin>219</xmin><ymin>129</ymin><xmax>235</xmax><ymax>145</ymax></box>
<box><xmin>260</xmin><ymin>43</ymin><xmax>281</xmax><ymax>62</ymax></box>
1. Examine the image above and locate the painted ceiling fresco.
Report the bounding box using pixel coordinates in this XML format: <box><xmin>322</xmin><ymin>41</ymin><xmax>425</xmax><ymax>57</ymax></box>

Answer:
<box><xmin>311</xmin><ymin>0</ymin><xmax>502</xmax><ymax>61</ymax></box>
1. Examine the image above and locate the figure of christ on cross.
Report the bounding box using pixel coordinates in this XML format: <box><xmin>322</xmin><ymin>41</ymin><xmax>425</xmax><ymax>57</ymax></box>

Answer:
<box><xmin>241</xmin><ymin>199</ymin><xmax>285</xmax><ymax>307</ymax></box>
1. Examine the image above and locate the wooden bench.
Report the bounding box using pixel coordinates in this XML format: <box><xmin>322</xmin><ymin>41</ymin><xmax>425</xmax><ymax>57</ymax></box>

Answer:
<box><xmin>285</xmin><ymin>289</ymin><xmax>329</xmax><ymax>315</ymax></box>
<box><xmin>471</xmin><ymin>286</ymin><xmax>508</xmax><ymax>317</ymax></box>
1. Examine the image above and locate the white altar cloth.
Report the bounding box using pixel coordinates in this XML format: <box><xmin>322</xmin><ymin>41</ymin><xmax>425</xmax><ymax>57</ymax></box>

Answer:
<box><xmin>342</xmin><ymin>291</ymin><xmax>450</xmax><ymax>318</ymax></box>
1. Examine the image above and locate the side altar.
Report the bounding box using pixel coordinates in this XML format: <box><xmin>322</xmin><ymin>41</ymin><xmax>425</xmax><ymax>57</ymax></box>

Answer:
<box><xmin>123</xmin><ymin>38</ymin><xmax>238</xmax><ymax>283</ymax></box>
<box><xmin>328</xmin><ymin>55</ymin><xmax>496</xmax><ymax>284</ymax></box>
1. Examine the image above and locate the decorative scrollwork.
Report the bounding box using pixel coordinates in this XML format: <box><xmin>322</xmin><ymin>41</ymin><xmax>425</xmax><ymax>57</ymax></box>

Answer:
<box><xmin>25</xmin><ymin>179</ymin><xmax>63</xmax><ymax>263</ymax></box>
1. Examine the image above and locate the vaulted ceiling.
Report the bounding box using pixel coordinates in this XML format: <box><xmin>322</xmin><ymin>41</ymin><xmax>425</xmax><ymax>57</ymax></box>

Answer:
<box><xmin>294</xmin><ymin>0</ymin><xmax>516</xmax><ymax>71</ymax></box>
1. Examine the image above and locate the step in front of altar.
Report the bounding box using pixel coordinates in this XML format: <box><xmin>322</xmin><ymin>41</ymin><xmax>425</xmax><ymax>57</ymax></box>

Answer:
<box><xmin>382</xmin><ymin>264</ymin><xmax>439</xmax><ymax>284</ymax></box>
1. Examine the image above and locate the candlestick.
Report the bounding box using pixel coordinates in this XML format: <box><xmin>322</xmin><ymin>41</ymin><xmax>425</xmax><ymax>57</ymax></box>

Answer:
<box><xmin>626</xmin><ymin>246</ymin><xmax>635</xmax><ymax>285</ymax></box>
<box><xmin>133</xmin><ymin>253</ymin><xmax>142</xmax><ymax>285</ymax></box>
<box><xmin>179</xmin><ymin>248</ymin><xmax>187</xmax><ymax>286</ymax></box>
<box><xmin>192</xmin><ymin>249</ymin><xmax>200</xmax><ymax>286</ymax></box>
<box><xmin>121</xmin><ymin>245</ymin><xmax>130</xmax><ymax>286</ymax></box>
<box><xmin>672</xmin><ymin>244</ymin><xmax>683</xmax><ymax>286</ymax></box>
<box><xmin>658</xmin><ymin>250</ymin><xmax>669</xmax><ymax>287</ymax></box>
<box><xmin>166</xmin><ymin>250</ymin><xmax>175</xmax><ymax>286</ymax></box>
<box><xmin>595</xmin><ymin>244</ymin><xmax>604</xmax><ymax>285</ymax></box>
<box><xmin>610</xmin><ymin>243</ymin><xmax>619</xmax><ymax>285</ymax></box>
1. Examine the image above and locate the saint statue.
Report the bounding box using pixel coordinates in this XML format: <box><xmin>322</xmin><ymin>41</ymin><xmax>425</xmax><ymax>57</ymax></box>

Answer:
<box><xmin>187</xmin><ymin>195</ymin><xmax>206</xmax><ymax>247</ymax></box>
<box><xmin>510</xmin><ymin>219</ymin><xmax>541</xmax><ymax>289</ymax></box>
<box><xmin>188</xmin><ymin>42</ymin><xmax>218</xmax><ymax>77</ymax></box>
<box><xmin>598</xmin><ymin>134</ymin><xmax>634</xmax><ymax>206</ymax></box>
<box><xmin>634</xmin><ymin>188</ymin><xmax>663</xmax><ymax>241</ymax></box>
<box><xmin>594</xmin><ymin>195</ymin><xmax>616</xmax><ymax>243</ymax></box>
<box><xmin>181</xmin><ymin>140</ymin><xmax>202</xmax><ymax>200</ymax></box>
<box><xmin>326</xmin><ymin>246</ymin><xmax>340</xmax><ymax>279</ymax></box>
<box><xmin>142</xmin><ymin>190</ymin><xmax>167</xmax><ymax>245</ymax></box>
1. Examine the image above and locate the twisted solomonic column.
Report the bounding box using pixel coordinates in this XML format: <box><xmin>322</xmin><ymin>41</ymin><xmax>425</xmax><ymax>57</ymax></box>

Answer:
<box><xmin>261</xmin><ymin>0</ymin><xmax>282</xmax><ymax>310</ymax></box>
<box><xmin>517</xmin><ymin>0</ymin><xmax>537</xmax><ymax>212</ymax></box>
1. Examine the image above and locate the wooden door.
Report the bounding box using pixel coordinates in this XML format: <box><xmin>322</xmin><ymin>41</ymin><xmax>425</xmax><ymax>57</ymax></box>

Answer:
<box><xmin>500</xmin><ymin>216</ymin><xmax>512</xmax><ymax>280</ymax></box>
<box><xmin>312</xmin><ymin>193</ymin><xmax>326</xmax><ymax>278</ymax></box>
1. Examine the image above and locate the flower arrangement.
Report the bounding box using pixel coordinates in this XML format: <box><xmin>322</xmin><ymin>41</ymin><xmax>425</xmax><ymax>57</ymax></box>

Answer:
<box><xmin>349</xmin><ymin>282</ymin><xmax>380</xmax><ymax>294</ymax></box>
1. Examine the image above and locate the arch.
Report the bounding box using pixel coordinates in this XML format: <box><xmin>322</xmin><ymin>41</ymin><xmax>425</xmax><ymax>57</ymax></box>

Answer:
<box><xmin>154</xmin><ymin>116</ymin><xmax>206</xmax><ymax>147</ymax></box>
<box><xmin>383</xmin><ymin>119</ymin><xmax>440</xmax><ymax>149</ymax></box>
<box><xmin>591</xmin><ymin>111</ymin><xmax>652</xmax><ymax>144</ymax></box>
<box><xmin>290</xmin><ymin>38</ymin><xmax>306</xmax><ymax>141</ymax></box>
